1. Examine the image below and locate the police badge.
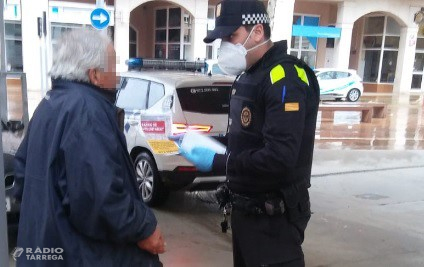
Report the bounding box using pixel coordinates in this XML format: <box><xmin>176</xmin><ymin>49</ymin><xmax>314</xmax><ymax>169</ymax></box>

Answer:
<box><xmin>241</xmin><ymin>106</ymin><xmax>252</xmax><ymax>128</ymax></box>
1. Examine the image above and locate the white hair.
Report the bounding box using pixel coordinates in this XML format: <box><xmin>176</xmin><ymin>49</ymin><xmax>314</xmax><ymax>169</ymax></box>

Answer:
<box><xmin>49</xmin><ymin>28</ymin><xmax>112</xmax><ymax>83</ymax></box>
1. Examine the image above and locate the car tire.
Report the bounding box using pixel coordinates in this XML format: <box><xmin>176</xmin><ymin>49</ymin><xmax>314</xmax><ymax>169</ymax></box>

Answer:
<box><xmin>134</xmin><ymin>152</ymin><xmax>169</xmax><ymax>207</ymax></box>
<box><xmin>3</xmin><ymin>153</ymin><xmax>20</xmax><ymax>239</ymax></box>
<box><xmin>347</xmin><ymin>88</ymin><xmax>361</xmax><ymax>102</ymax></box>
<box><xmin>3</xmin><ymin>153</ymin><xmax>15</xmax><ymax>192</ymax></box>
<box><xmin>3</xmin><ymin>153</ymin><xmax>14</xmax><ymax>174</ymax></box>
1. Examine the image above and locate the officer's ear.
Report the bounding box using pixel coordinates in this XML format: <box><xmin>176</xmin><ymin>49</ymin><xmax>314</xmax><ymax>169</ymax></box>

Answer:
<box><xmin>252</xmin><ymin>24</ymin><xmax>265</xmax><ymax>43</ymax></box>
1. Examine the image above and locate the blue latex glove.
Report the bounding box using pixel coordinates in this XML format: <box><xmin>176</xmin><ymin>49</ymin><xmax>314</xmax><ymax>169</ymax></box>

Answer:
<box><xmin>179</xmin><ymin>146</ymin><xmax>216</xmax><ymax>172</ymax></box>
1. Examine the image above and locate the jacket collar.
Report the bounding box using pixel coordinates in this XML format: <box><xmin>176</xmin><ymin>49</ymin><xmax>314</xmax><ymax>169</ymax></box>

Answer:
<box><xmin>51</xmin><ymin>79</ymin><xmax>117</xmax><ymax>104</ymax></box>
<box><xmin>246</xmin><ymin>40</ymin><xmax>288</xmax><ymax>74</ymax></box>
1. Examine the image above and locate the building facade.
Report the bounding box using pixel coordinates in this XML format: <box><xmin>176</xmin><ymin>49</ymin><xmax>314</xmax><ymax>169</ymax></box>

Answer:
<box><xmin>2</xmin><ymin>0</ymin><xmax>424</xmax><ymax>102</ymax></box>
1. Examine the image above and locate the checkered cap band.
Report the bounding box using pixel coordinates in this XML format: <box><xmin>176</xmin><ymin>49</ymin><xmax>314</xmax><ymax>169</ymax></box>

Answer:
<box><xmin>242</xmin><ymin>13</ymin><xmax>270</xmax><ymax>25</ymax></box>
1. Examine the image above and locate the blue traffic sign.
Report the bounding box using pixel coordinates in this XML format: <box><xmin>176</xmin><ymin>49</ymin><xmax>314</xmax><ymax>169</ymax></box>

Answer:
<box><xmin>90</xmin><ymin>8</ymin><xmax>110</xmax><ymax>30</ymax></box>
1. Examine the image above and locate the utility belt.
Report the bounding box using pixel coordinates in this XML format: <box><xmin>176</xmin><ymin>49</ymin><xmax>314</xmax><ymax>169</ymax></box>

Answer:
<box><xmin>216</xmin><ymin>181</ymin><xmax>310</xmax><ymax>233</ymax></box>
<box><xmin>216</xmin><ymin>180</ymin><xmax>309</xmax><ymax>217</ymax></box>
<box><xmin>231</xmin><ymin>193</ymin><xmax>285</xmax><ymax>216</ymax></box>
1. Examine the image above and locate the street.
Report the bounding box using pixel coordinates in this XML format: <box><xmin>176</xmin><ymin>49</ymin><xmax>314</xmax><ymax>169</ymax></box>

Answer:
<box><xmin>6</xmin><ymin>150</ymin><xmax>424</xmax><ymax>266</ymax></box>
<box><xmin>152</xmin><ymin>149</ymin><xmax>424</xmax><ymax>267</ymax></box>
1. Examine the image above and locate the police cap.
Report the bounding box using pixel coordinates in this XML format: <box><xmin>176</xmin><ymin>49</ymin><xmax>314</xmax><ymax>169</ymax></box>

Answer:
<box><xmin>204</xmin><ymin>0</ymin><xmax>270</xmax><ymax>44</ymax></box>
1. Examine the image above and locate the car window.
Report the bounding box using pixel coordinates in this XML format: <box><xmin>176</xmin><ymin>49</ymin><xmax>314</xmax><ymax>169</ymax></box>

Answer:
<box><xmin>116</xmin><ymin>78</ymin><xmax>149</xmax><ymax>110</ymax></box>
<box><xmin>148</xmin><ymin>82</ymin><xmax>165</xmax><ymax>108</ymax></box>
<box><xmin>177</xmin><ymin>86</ymin><xmax>231</xmax><ymax>114</ymax></box>
<box><xmin>317</xmin><ymin>71</ymin><xmax>335</xmax><ymax>80</ymax></box>
<box><xmin>335</xmin><ymin>71</ymin><xmax>351</xmax><ymax>79</ymax></box>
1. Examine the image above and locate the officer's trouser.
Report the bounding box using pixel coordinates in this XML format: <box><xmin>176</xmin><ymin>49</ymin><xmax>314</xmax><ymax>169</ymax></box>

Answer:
<box><xmin>231</xmin><ymin>187</ymin><xmax>311</xmax><ymax>267</ymax></box>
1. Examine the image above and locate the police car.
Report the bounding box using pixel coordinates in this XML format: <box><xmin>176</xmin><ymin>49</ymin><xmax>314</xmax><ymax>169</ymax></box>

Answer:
<box><xmin>205</xmin><ymin>59</ymin><xmax>227</xmax><ymax>76</ymax></box>
<box><xmin>117</xmin><ymin>59</ymin><xmax>234</xmax><ymax>206</ymax></box>
<box><xmin>314</xmin><ymin>68</ymin><xmax>364</xmax><ymax>102</ymax></box>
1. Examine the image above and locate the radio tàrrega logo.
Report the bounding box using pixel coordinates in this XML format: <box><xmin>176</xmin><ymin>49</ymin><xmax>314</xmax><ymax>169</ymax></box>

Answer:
<box><xmin>11</xmin><ymin>247</ymin><xmax>24</xmax><ymax>260</ymax></box>
<box><xmin>11</xmin><ymin>247</ymin><xmax>64</xmax><ymax>261</ymax></box>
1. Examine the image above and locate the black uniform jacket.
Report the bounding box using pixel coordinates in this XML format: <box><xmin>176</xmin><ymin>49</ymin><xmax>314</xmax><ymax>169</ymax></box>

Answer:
<box><xmin>14</xmin><ymin>80</ymin><xmax>161</xmax><ymax>266</ymax></box>
<box><xmin>213</xmin><ymin>41</ymin><xmax>320</xmax><ymax>194</ymax></box>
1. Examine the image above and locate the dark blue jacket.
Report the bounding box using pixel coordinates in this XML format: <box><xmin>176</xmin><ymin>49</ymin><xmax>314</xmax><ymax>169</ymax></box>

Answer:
<box><xmin>14</xmin><ymin>80</ymin><xmax>161</xmax><ymax>266</ymax></box>
<box><xmin>212</xmin><ymin>41</ymin><xmax>320</xmax><ymax>194</ymax></box>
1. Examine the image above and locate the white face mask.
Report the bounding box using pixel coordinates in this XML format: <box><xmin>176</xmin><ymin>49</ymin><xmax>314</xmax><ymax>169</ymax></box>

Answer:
<box><xmin>217</xmin><ymin>27</ymin><xmax>270</xmax><ymax>76</ymax></box>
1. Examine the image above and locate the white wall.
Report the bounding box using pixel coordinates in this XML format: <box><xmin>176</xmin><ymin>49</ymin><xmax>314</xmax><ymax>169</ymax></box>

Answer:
<box><xmin>192</xmin><ymin>0</ymin><xmax>208</xmax><ymax>61</ymax></box>
<box><xmin>21</xmin><ymin>1</ymin><xmax>115</xmax><ymax>93</ymax></box>
<box><xmin>270</xmin><ymin>0</ymin><xmax>295</xmax><ymax>45</ymax></box>
<box><xmin>49</xmin><ymin>1</ymin><xmax>115</xmax><ymax>25</ymax></box>
<box><xmin>21</xmin><ymin>0</ymin><xmax>49</xmax><ymax>96</ymax></box>
<box><xmin>115</xmin><ymin>0</ymin><xmax>130</xmax><ymax>72</ymax></box>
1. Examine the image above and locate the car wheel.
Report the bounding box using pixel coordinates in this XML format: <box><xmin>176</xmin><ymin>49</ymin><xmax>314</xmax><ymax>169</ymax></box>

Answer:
<box><xmin>3</xmin><ymin>153</ymin><xmax>15</xmax><ymax>191</ymax></box>
<box><xmin>3</xmin><ymin>153</ymin><xmax>14</xmax><ymax>175</ymax></box>
<box><xmin>347</xmin><ymin>88</ymin><xmax>361</xmax><ymax>102</ymax></box>
<box><xmin>134</xmin><ymin>152</ymin><xmax>169</xmax><ymax>207</ymax></box>
<box><xmin>3</xmin><ymin>153</ymin><xmax>20</xmax><ymax>236</ymax></box>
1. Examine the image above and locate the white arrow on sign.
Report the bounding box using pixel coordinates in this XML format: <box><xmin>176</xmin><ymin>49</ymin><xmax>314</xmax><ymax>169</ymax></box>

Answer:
<box><xmin>92</xmin><ymin>12</ymin><xmax>107</xmax><ymax>24</ymax></box>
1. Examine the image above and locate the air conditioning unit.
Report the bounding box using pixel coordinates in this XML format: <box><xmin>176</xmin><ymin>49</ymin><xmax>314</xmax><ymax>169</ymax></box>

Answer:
<box><xmin>184</xmin><ymin>14</ymin><xmax>191</xmax><ymax>25</ymax></box>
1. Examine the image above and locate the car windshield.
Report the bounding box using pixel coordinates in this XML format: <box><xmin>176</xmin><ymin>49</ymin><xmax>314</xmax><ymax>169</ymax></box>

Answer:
<box><xmin>177</xmin><ymin>86</ymin><xmax>231</xmax><ymax>114</ymax></box>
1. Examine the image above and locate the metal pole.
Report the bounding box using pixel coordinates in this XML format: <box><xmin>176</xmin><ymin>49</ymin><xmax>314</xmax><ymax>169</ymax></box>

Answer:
<box><xmin>96</xmin><ymin>0</ymin><xmax>108</xmax><ymax>36</ymax></box>
<box><xmin>96</xmin><ymin>0</ymin><xmax>105</xmax><ymax>8</ymax></box>
<box><xmin>0</xmin><ymin>0</ymin><xmax>11</xmax><ymax>266</ymax></box>
<box><xmin>21</xmin><ymin>73</ymin><xmax>29</xmax><ymax>132</ymax></box>
<box><xmin>0</xmin><ymin>0</ymin><xmax>8</xmax><ymax>122</ymax></box>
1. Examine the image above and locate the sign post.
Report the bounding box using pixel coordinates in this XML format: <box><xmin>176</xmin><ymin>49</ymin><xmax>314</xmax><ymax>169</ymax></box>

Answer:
<box><xmin>0</xmin><ymin>0</ymin><xmax>8</xmax><ymax>122</ymax></box>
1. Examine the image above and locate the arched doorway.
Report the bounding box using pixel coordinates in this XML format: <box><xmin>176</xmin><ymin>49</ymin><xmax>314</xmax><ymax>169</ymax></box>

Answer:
<box><xmin>349</xmin><ymin>12</ymin><xmax>406</xmax><ymax>93</ymax></box>
<box><xmin>130</xmin><ymin>1</ymin><xmax>195</xmax><ymax>60</ymax></box>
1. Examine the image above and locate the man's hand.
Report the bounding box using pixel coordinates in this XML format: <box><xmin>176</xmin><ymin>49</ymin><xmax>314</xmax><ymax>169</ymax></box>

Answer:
<box><xmin>179</xmin><ymin>146</ymin><xmax>216</xmax><ymax>172</ymax></box>
<box><xmin>137</xmin><ymin>227</ymin><xmax>166</xmax><ymax>255</ymax></box>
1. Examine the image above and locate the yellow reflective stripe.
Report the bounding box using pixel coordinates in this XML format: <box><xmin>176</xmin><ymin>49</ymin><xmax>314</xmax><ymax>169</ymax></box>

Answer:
<box><xmin>270</xmin><ymin>64</ymin><xmax>286</xmax><ymax>84</ymax></box>
<box><xmin>294</xmin><ymin>65</ymin><xmax>309</xmax><ymax>85</ymax></box>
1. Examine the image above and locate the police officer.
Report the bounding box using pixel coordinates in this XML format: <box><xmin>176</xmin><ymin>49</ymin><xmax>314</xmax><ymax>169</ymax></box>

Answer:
<box><xmin>179</xmin><ymin>0</ymin><xmax>320</xmax><ymax>266</ymax></box>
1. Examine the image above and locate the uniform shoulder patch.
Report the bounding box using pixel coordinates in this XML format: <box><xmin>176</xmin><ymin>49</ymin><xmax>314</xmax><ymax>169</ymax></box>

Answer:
<box><xmin>270</xmin><ymin>64</ymin><xmax>286</xmax><ymax>84</ymax></box>
<box><xmin>294</xmin><ymin>65</ymin><xmax>309</xmax><ymax>85</ymax></box>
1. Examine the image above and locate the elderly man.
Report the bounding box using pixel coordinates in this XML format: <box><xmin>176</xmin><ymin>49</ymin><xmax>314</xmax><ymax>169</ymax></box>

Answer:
<box><xmin>14</xmin><ymin>28</ymin><xmax>164</xmax><ymax>266</ymax></box>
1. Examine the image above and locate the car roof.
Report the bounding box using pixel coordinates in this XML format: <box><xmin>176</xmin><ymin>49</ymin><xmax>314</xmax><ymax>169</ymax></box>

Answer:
<box><xmin>121</xmin><ymin>70</ymin><xmax>234</xmax><ymax>88</ymax></box>
<box><xmin>314</xmin><ymin>68</ymin><xmax>358</xmax><ymax>74</ymax></box>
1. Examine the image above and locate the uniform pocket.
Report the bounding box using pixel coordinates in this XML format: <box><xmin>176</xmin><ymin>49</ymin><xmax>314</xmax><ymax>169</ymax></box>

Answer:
<box><xmin>282</xmin><ymin>186</ymin><xmax>311</xmax><ymax>243</ymax></box>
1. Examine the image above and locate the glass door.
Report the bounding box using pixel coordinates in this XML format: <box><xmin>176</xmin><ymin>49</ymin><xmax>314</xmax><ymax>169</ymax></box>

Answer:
<box><xmin>412</xmin><ymin>37</ymin><xmax>424</xmax><ymax>90</ymax></box>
